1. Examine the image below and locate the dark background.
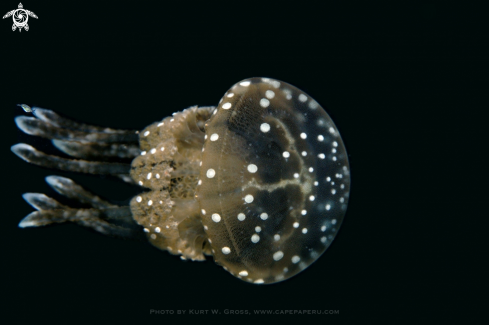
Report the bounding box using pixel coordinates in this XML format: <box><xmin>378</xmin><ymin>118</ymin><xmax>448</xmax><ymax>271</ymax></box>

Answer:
<box><xmin>1</xmin><ymin>1</ymin><xmax>486</xmax><ymax>323</ymax></box>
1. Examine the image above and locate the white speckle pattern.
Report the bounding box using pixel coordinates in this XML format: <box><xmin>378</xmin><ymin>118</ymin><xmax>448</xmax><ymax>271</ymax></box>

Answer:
<box><xmin>210</xmin><ymin>133</ymin><xmax>219</xmax><ymax>141</ymax></box>
<box><xmin>260</xmin><ymin>212</ymin><xmax>268</xmax><ymax>220</ymax></box>
<box><xmin>251</xmin><ymin>234</ymin><xmax>260</xmax><ymax>243</ymax></box>
<box><xmin>260</xmin><ymin>123</ymin><xmax>271</xmax><ymax>133</ymax></box>
<box><xmin>260</xmin><ymin>98</ymin><xmax>270</xmax><ymax>108</ymax></box>
<box><xmin>273</xmin><ymin>251</ymin><xmax>284</xmax><ymax>261</ymax></box>
<box><xmin>247</xmin><ymin>164</ymin><xmax>258</xmax><ymax>173</ymax></box>
<box><xmin>212</xmin><ymin>213</ymin><xmax>221</xmax><ymax>223</ymax></box>
<box><xmin>222</xmin><ymin>247</ymin><xmax>231</xmax><ymax>254</ymax></box>
<box><xmin>206</xmin><ymin>169</ymin><xmax>216</xmax><ymax>178</ymax></box>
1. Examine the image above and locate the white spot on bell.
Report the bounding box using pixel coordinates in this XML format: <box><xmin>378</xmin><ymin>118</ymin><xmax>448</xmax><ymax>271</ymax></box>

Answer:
<box><xmin>210</xmin><ymin>133</ymin><xmax>219</xmax><ymax>141</ymax></box>
<box><xmin>239</xmin><ymin>270</ymin><xmax>248</xmax><ymax>276</ymax></box>
<box><xmin>265</xmin><ymin>90</ymin><xmax>275</xmax><ymax>99</ymax></box>
<box><xmin>274</xmin><ymin>234</ymin><xmax>280</xmax><ymax>241</ymax></box>
<box><xmin>222</xmin><ymin>102</ymin><xmax>232</xmax><ymax>109</ymax></box>
<box><xmin>237</xmin><ymin>213</ymin><xmax>246</xmax><ymax>221</ymax></box>
<box><xmin>144</xmin><ymin>131</ymin><xmax>150</xmax><ymax>136</ymax></box>
<box><xmin>302</xmin><ymin>228</ymin><xmax>308</xmax><ymax>234</ymax></box>
<box><xmin>222</xmin><ymin>247</ymin><xmax>231</xmax><ymax>254</ymax></box>
<box><xmin>206</xmin><ymin>169</ymin><xmax>216</xmax><ymax>178</ymax></box>
<box><xmin>260</xmin><ymin>123</ymin><xmax>270</xmax><ymax>133</ymax></box>
<box><xmin>240</xmin><ymin>81</ymin><xmax>251</xmax><ymax>87</ymax></box>
<box><xmin>292</xmin><ymin>256</ymin><xmax>300</xmax><ymax>264</ymax></box>
<box><xmin>299</xmin><ymin>94</ymin><xmax>307</xmax><ymax>102</ymax></box>
<box><xmin>260</xmin><ymin>212</ymin><xmax>268</xmax><ymax>220</ymax></box>
<box><xmin>251</xmin><ymin>234</ymin><xmax>260</xmax><ymax>243</ymax></box>
<box><xmin>136</xmin><ymin>196</ymin><xmax>142</xmax><ymax>203</ymax></box>
<box><xmin>260</xmin><ymin>98</ymin><xmax>270</xmax><ymax>108</ymax></box>
<box><xmin>212</xmin><ymin>213</ymin><xmax>221</xmax><ymax>222</ymax></box>
<box><xmin>282</xmin><ymin>151</ymin><xmax>290</xmax><ymax>158</ymax></box>
<box><xmin>273</xmin><ymin>251</ymin><xmax>284</xmax><ymax>261</ymax></box>
<box><xmin>247</xmin><ymin>164</ymin><xmax>258</xmax><ymax>173</ymax></box>
<box><xmin>245</xmin><ymin>194</ymin><xmax>254</xmax><ymax>203</ymax></box>
<box><xmin>300</xmin><ymin>132</ymin><xmax>307</xmax><ymax>139</ymax></box>
<box><xmin>148</xmin><ymin>200</ymin><xmax>153</xmax><ymax>206</ymax></box>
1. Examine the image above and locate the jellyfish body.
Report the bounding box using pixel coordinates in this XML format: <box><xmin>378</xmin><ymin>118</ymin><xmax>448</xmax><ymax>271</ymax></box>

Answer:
<box><xmin>12</xmin><ymin>78</ymin><xmax>350</xmax><ymax>284</ymax></box>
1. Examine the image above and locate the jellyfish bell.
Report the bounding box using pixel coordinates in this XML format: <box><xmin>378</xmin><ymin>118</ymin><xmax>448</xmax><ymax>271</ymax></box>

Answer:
<box><xmin>12</xmin><ymin>77</ymin><xmax>350</xmax><ymax>284</ymax></box>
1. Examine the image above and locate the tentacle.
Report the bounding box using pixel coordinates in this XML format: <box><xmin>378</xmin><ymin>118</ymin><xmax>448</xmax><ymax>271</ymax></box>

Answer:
<box><xmin>52</xmin><ymin>140</ymin><xmax>140</xmax><ymax>159</ymax></box>
<box><xmin>32</xmin><ymin>107</ymin><xmax>136</xmax><ymax>135</ymax></box>
<box><xmin>45</xmin><ymin>176</ymin><xmax>117</xmax><ymax>209</ymax></box>
<box><xmin>15</xmin><ymin>116</ymin><xmax>139</xmax><ymax>143</ymax></box>
<box><xmin>18</xmin><ymin>207</ymin><xmax>139</xmax><ymax>238</ymax></box>
<box><xmin>11</xmin><ymin>144</ymin><xmax>131</xmax><ymax>175</ymax></box>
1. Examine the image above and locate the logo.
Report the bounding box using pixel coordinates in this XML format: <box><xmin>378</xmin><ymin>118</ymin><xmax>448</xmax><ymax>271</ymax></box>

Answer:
<box><xmin>3</xmin><ymin>3</ymin><xmax>37</xmax><ymax>32</ymax></box>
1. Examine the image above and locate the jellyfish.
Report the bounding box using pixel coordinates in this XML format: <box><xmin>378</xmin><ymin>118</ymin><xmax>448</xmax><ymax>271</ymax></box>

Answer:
<box><xmin>12</xmin><ymin>77</ymin><xmax>350</xmax><ymax>284</ymax></box>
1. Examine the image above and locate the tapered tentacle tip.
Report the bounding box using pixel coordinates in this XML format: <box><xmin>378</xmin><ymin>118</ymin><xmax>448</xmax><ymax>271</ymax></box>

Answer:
<box><xmin>31</xmin><ymin>107</ymin><xmax>52</xmax><ymax>120</ymax></box>
<box><xmin>45</xmin><ymin>175</ymin><xmax>73</xmax><ymax>188</ymax></box>
<box><xmin>22</xmin><ymin>192</ymin><xmax>65</xmax><ymax>211</ymax></box>
<box><xmin>14</xmin><ymin>116</ymin><xmax>37</xmax><ymax>135</ymax></box>
<box><xmin>22</xmin><ymin>193</ymin><xmax>42</xmax><ymax>208</ymax></box>
<box><xmin>18</xmin><ymin>212</ymin><xmax>42</xmax><ymax>228</ymax></box>
<box><xmin>11</xmin><ymin>143</ymin><xmax>36</xmax><ymax>162</ymax></box>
